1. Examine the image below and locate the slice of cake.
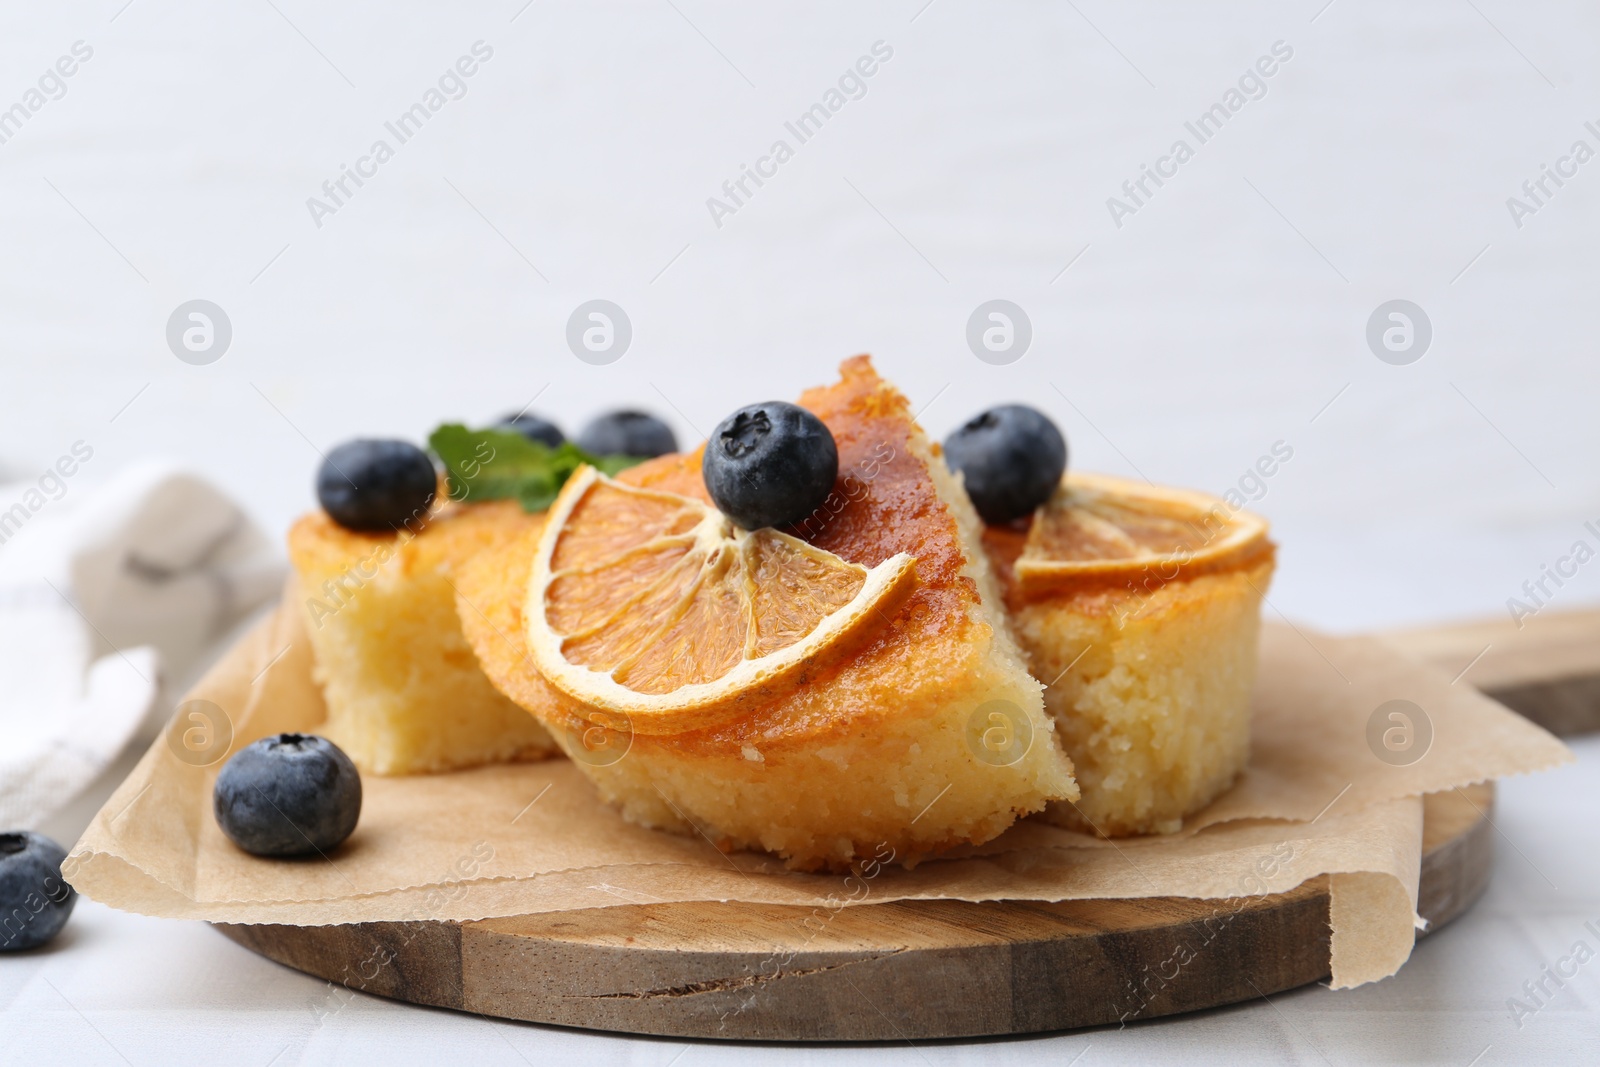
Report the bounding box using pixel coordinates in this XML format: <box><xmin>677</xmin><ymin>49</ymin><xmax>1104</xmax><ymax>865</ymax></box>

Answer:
<box><xmin>458</xmin><ymin>357</ymin><xmax>1077</xmax><ymax>870</ymax></box>
<box><xmin>984</xmin><ymin>472</ymin><xmax>1274</xmax><ymax>836</ymax></box>
<box><xmin>289</xmin><ymin>500</ymin><xmax>558</xmax><ymax>774</ymax></box>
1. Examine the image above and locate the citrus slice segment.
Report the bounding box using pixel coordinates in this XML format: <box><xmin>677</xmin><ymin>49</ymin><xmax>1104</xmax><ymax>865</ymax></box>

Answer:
<box><xmin>1014</xmin><ymin>471</ymin><xmax>1269</xmax><ymax>596</ymax></box>
<box><xmin>526</xmin><ymin>465</ymin><xmax>917</xmax><ymax>729</ymax></box>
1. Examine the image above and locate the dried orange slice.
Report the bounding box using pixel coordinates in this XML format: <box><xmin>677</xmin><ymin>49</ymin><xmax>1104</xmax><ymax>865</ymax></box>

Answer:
<box><xmin>525</xmin><ymin>465</ymin><xmax>917</xmax><ymax>730</ymax></box>
<box><xmin>1015</xmin><ymin>471</ymin><xmax>1269</xmax><ymax>596</ymax></box>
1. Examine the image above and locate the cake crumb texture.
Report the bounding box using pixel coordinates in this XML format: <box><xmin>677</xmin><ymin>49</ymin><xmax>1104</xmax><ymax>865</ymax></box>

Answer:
<box><xmin>289</xmin><ymin>501</ymin><xmax>557</xmax><ymax>775</ymax></box>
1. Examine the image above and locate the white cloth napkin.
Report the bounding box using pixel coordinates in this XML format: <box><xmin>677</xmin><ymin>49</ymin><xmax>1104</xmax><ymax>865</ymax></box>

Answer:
<box><xmin>0</xmin><ymin>462</ymin><xmax>283</xmax><ymax>829</ymax></box>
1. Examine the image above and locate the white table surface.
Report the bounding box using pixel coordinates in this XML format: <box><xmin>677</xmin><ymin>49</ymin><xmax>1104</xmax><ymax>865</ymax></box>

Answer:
<box><xmin>3</xmin><ymin>0</ymin><xmax>1598</xmax><ymax>1062</ymax></box>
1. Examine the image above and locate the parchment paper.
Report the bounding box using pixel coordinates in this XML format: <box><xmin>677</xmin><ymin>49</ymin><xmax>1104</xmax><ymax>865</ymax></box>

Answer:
<box><xmin>65</xmin><ymin>600</ymin><xmax>1570</xmax><ymax>989</ymax></box>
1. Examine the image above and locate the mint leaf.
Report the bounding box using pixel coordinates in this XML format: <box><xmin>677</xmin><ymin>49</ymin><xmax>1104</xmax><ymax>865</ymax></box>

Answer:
<box><xmin>427</xmin><ymin>424</ymin><xmax>643</xmax><ymax>513</ymax></box>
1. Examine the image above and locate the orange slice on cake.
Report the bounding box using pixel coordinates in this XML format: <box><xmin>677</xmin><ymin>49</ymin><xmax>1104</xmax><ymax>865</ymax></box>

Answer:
<box><xmin>1014</xmin><ymin>471</ymin><xmax>1270</xmax><ymax>597</ymax></box>
<box><xmin>524</xmin><ymin>464</ymin><xmax>917</xmax><ymax>731</ymax></box>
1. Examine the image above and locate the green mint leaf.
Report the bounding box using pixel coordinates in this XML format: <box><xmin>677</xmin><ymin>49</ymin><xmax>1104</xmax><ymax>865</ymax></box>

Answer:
<box><xmin>591</xmin><ymin>453</ymin><xmax>643</xmax><ymax>477</ymax></box>
<box><xmin>426</xmin><ymin>424</ymin><xmax>643</xmax><ymax>513</ymax></box>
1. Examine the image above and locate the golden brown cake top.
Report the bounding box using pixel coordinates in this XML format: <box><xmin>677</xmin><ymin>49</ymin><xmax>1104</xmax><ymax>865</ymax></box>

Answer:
<box><xmin>289</xmin><ymin>500</ymin><xmax>543</xmax><ymax>580</ymax></box>
<box><xmin>459</xmin><ymin>356</ymin><xmax>996</xmax><ymax>748</ymax></box>
<box><xmin>617</xmin><ymin>354</ymin><xmax>969</xmax><ymax>592</ymax></box>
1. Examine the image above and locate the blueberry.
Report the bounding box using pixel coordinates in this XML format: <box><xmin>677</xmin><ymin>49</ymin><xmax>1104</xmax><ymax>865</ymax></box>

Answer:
<box><xmin>496</xmin><ymin>412</ymin><xmax>565</xmax><ymax>449</ymax></box>
<box><xmin>213</xmin><ymin>734</ymin><xmax>361</xmax><ymax>858</ymax></box>
<box><xmin>0</xmin><ymin>831</ymin><xmax>75</xmax><ymax>951</ymax></box>
<box><xmin>317</xmin><ymin>439</ymin><xmax>437</xmax><ymax>533</ymax></box>
<box><xmin>576</xmin><ymin>411</ymin><xmax>677</xmax><ymax>458</ymax></box>
<box><xmin>943</xmin><ymin>405</ymin><xmax>1067</xmax><ymax>525</ymax></box>
<box><xmin>702</xmin><ymin>401</ymin><xmax>839</xmax><ymax>530</ymax></box>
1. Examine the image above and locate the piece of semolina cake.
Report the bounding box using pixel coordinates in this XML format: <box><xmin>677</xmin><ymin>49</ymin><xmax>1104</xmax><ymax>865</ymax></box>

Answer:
<box><xmin>289</xmin><ymin>500</ymin><xmax>558</xmax><ymax>774</ymax></box>
<box><xmin>985</xmin><ymin>474</ymin><xmax>1274</xmax><ymax>836</ymax></box>
<box><xmin>459</xmin><ymin>356</ymin><xmax>1078</xmax><ymax>871</ymax></box>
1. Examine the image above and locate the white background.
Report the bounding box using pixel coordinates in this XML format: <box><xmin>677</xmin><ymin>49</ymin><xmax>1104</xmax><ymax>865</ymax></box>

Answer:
<box><xmin>2</xmin><ymin>1</ymin><xmax>1598</xmax><ymax>1063</ymax></box>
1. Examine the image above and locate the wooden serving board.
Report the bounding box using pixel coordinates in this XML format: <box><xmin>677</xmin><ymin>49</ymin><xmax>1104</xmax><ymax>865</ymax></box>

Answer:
<box><xmin>218</xmin><ymin>785</ymin><xmax>1492</xmax><ymax>1041</ymax></box>
<box><xmin>1383</xmin><ymin>608</ymin><xmax>1600</xmax><ymax>738</ymax></box>
<box><xmin>217</xmin><ymin>609</ymin><xmax>1596</xmax><ymax>1042</ymax></box>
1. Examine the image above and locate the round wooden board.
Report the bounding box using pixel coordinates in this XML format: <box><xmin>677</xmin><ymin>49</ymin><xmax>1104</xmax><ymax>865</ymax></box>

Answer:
<box><xmin>216</xmin><ymin>784</ymin><xmax>1493</xmax><ymax>1042</ymax></box>
<box><xmin>1383</xmin><ymin>608</ymin><xmax>1600</xmax><ymax>738</ymax></box>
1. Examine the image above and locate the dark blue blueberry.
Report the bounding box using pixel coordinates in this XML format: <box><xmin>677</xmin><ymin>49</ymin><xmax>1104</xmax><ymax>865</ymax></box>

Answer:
<box><xmin>317</xmin><ymin>439</ymin><xmax>437</xmax><ymax>533</ymax></box>
<box><xmin>943</xmin><ymin>405</ymin><xmax>1067</xmax><ymax>525</ymax></box>
<box><xmin>702</xmin><ymin>401</ymin><xmax>838</xmax><ymax>531</ymax></box>
<box><xmin>0</xmin><ymin>831</ymin><xmax>75</xmax><ymax>951</ymax></box>
<box><xmin>496</xmin><ymin>412</ymin><xmax>565</xmax><ymax>449</ymax></box>
<box><xmin>576</xmin><ymin>411</ymin><xmax>677</xmax><ymax>458</ymax></box>
<box><xmin>213</xmin><ymin>734</ymin><xmax>362</xmax><ymax>858</ymax></box>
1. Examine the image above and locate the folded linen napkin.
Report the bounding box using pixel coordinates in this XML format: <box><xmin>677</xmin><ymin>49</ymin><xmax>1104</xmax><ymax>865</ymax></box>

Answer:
<box><xmin>0</xmin><ymin>461</ymin><xmax>282</xmax><ymax>828</ymax></box>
